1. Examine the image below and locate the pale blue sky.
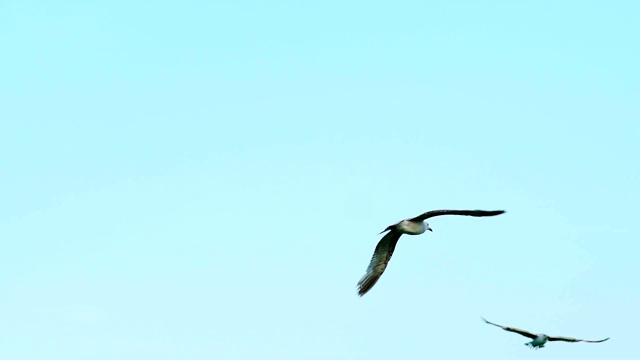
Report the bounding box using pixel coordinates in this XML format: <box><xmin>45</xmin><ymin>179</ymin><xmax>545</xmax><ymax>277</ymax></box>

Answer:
<box><xmin>1</xmin><ymin>1</ymin><xmax>639</xmax><ymax>359</ymax></box>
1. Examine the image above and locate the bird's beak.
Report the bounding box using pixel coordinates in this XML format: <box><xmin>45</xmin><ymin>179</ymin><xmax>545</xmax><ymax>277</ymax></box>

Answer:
<box><xmin>428</xmin><ymin>228</ymin><xmax>433</xmax><ymax>232</ymax></box>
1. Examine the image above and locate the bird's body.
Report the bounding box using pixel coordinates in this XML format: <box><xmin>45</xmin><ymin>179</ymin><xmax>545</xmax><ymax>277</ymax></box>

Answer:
<box><xmin>481</xmin><ymin>317</ymin><xmax>610</xmax><ymax>350</ymax></box>
<box><xmin>528</xmin><ymin>335</ymin><xmax>549</xmax><ymax>349</ymax></box>
<box><xmin>356</xmin><ymin>209</ymin><xmax>505</xmax><ymax>296</ymax></box>
<box><xmin>394</xmin><ymin>219</ymin><xmax>428</xmax><ymax>235</ymax></box>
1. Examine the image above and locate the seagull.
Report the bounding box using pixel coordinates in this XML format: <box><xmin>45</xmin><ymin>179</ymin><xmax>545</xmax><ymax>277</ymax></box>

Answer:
<box><xmin>356</xmin><ymin>209</ymin><xmax>505</xmax><ymax>296</ymax></box>
<box><xmin>481</xmin><ymin>317</ymin><xmax>610</xmax><ymax>349</ymax></box>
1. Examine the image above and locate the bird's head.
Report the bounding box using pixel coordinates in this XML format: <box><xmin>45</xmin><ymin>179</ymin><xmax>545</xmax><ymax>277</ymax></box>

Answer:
<box><xmin>425</xmin><ymin>223</ymin><xmax>433</xmax><ymax>232</ymax></box>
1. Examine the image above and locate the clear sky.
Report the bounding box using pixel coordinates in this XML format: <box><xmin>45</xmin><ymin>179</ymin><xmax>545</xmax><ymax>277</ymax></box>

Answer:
<box><xmin>1</xmin><ymin>1</ymin><xmax>638</xmax><ymax>359</ymax></box>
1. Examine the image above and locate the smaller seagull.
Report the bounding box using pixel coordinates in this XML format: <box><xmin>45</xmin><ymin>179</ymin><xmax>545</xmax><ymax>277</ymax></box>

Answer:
<box><xmin>481</xmin><ymin>317</ymin><xmax>610</xmax><ymax>350</ymax></box>
<box><xmin>357</xmin><ymin>209</ymin><xmax>505</xmax><ymax>296</ymax></box>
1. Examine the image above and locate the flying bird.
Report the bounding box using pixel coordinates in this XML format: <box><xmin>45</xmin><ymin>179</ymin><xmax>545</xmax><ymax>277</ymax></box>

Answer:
<box><xmin>356</xmin><ymin>209</ymin><xmax>505</xmax><ymax>296</ymax></box>
<box><xmin>481</xmin><ymin>317</ymin><xmax>610</xmax><ymax>350</ymax></box>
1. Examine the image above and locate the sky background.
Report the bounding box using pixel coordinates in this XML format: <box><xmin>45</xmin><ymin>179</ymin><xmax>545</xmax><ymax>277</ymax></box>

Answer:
<box><xmin>1</xmin><ymin>1</ymin><xmax>639</xmax><ymax>359</ymax></box>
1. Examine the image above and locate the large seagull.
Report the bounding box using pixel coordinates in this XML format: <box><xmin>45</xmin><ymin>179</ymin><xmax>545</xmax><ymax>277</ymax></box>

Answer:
<box><xmin>356</xmin><ymin>209</ymin><xmax>505</xmax><ymax>296</ymax></box>
<box><xmin>481</xmin><ymin>317</ymin><xmax>610</xmax><ymax>349</ymax></box>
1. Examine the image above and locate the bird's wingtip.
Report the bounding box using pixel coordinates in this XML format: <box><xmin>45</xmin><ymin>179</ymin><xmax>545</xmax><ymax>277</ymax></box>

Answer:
<box><xmin>356</xmin><ymin>278</ymin><xmax>369</xmax><ymax>297</ymax></box>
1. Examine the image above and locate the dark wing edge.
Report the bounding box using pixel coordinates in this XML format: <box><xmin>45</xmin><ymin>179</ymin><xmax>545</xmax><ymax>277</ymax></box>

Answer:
<box><xmin>356</xmin><ymin>230</ymin><xmax>403</xmax><ymax>297</ymax></box>
<box><xmin>481</xmin><ymin>317</ymin><xmax>538</xmax><ymax>339</ymax></box>
<box><xmin>410</xmin><ymin>209</ymin><xmax>506</xmax><ymax>222</ymax></box>
<box><xmin>548</xmin><ymin>336</ymin><xmax>610</xmax><ymax>343</ymax></box>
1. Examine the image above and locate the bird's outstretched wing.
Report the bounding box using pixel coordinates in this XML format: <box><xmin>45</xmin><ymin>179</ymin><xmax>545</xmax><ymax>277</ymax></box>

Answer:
<box><xmin>548</xmin><ymin>335</ymin><xmax>610</xmax><ymax>343</ymax></box>
<box><xmin>409</xmin><ymin>209</ymin><xmax>505</xmax><ymax>222</ymax></box>
<box><xmin>481</xmin><ymin>317</ymin><xmax>538</xmax><ymax>339</ymax></box>
<box><xmin>357</xmin><ymin>230</ymin><xmax>403</xmax><ymax>296</ymax></box>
